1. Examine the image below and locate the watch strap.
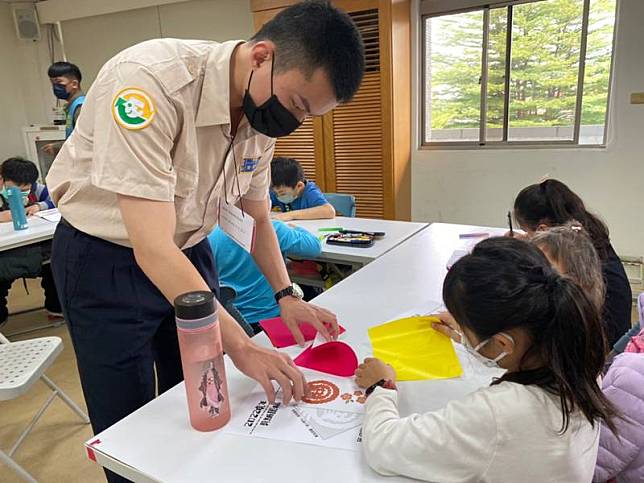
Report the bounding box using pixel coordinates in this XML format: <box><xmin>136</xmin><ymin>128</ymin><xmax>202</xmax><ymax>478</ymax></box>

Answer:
<box><xmin>365</xmin><ymin>378</ymin><xmax>397</xmax><ymax>397</ymax></box>
<box><xmin>274</xmin><ymin>285</ymin><xmax>296</xmax><ymax>304</ymax></box>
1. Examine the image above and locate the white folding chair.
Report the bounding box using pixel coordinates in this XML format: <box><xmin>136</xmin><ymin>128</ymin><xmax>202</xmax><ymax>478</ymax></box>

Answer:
<box><xmin>0</xmin><ymin>332</ymin><xmax>89</xmax><ymax>482</ymax></box>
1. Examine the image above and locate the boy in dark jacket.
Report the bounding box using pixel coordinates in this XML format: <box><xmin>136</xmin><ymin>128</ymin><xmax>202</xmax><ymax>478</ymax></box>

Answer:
<box><xmin>0</xmin><ymin>157</ymin><xmax>61</xmax><ymax>325</ymax></box>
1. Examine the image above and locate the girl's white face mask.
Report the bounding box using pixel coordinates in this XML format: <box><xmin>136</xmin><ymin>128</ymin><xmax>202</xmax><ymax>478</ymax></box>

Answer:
<box><xmin>459</xmin><ymin>330</ymin><xmax>514</xmax><ymax>369</ymax></box>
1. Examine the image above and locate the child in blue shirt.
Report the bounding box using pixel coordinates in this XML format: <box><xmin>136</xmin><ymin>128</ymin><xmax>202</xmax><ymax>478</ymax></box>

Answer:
<box><xmin>0</xmin><ymin>157</ymin><xmax>61</xmax><ymax>325</ymax></box>
<box><xmin>0</xmin><ymin>157</ymin><xmax>55</xmax><ymax>222</ymax></box>
<box><xmin>270</xmin><ymin>157</ymin><xmax>335</xmax><ymax>221</ymax></box>
<box><xmin>208</xmin><ymin>220</ymin><xmax>322</xmax><ymax>328</ymax></box>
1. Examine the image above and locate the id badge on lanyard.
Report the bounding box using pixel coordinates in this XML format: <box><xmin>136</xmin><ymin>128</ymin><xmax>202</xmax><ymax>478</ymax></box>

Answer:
<box><xmin>218</xmin><ymin>131</ymin><xmax>256</xmax><ymax>253</ymax></box>
<box><xmin>219</xmin><ymin>200</ymin><xmax>256</xmax><ymax>253</ymax></box>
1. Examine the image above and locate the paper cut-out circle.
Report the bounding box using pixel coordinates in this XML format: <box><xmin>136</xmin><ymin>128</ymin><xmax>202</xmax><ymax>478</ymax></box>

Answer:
<box><xmin>302</xmin><ymin>380</ymin><xmax>340</xmax><ymax>404</ymax></box>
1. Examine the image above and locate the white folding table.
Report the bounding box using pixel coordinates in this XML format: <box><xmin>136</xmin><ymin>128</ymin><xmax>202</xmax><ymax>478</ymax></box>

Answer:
<box><xmin>287</xmin><ymin>217</ymin><xmax>429</xmax><ymax>287</ymax></box>
<box><xmin>0</xmin><ymin>216</ymin><xmax>58</xmax><ymax>252</ymax></box>
<box><xmin>84</xmin><ymin>223</ymin><xmax>506</xmax><ymax>482</ymax></box>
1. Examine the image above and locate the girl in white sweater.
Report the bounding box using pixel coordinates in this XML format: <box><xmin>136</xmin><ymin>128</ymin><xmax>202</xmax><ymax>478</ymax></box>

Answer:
<box><xmin>356</xmin><ymin>237</ymin><xmax>617</xmax><ymax>483</ymax></box>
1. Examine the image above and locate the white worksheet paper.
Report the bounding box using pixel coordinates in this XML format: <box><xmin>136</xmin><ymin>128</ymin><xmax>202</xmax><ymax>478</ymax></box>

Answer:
<box><xmin>223</xmin><ymin>371</ymin><xmax>365</xmax><ymax>451</ymax></box>
<box><xmin>34</xmin><ymin>208</ymin><xmax>62</xmax><ymax>223</ymax></box>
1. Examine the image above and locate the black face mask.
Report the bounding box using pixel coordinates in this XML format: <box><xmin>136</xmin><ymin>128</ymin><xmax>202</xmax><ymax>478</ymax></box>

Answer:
<box><xmin>242</xmin><ymin>56</ymin><xmax>302</xmax><ymax>138</ymax></box>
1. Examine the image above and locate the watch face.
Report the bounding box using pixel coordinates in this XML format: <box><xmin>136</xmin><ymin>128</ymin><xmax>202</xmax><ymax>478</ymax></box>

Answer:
<box><xmin>292</xmin><ymin>283</ymin><xmax>304</xmax><ymax>299</ymax></box>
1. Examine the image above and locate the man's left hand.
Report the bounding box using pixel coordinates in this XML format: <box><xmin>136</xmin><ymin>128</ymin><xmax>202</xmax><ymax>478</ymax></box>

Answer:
<box><xmin>228</xmin><ymin>341</ymin><xmax>307</xmax><ymax>405</ymax></box>
<box><xmin>279</xmin><ymin>296</ymin><xmax>338</xmax><ymax>346</ymax></box>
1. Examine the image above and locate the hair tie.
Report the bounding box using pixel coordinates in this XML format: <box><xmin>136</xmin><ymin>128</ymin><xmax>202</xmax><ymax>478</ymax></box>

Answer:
<box><xmin>527</xmin><ymin>266</ymin><xmax>560</xmax><ymax>291</ymax></box>
<box><xmin>544</xmin><ymin>273</ymin><xmax>561</xmax><ymax>292</ymax></box>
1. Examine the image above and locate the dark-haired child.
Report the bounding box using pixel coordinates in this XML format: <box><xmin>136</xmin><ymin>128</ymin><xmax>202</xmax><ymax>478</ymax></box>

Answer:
<box><xmin>270</xmin><ymin>157</ymin><xmax>335</xmax><ymax>221</ymax></box>
<box><xmin>0</xmin><ymin>157</ymin><xmax>61</xmax><ymax>324</ymax></box>
<box><xmin>356</xmin><ymin>237</ymin><xmax>615</xmax><ymax>482</ymax></box>
<box><xmin>0</xmin><ymin>157</ymin><xmax>54</xmax><ymax>221</ymax></box>
<box><xmin>43</xmin><ymin>61</ymin><xmax>85</xmax><ymax>155</ymax></box>
<box><xmin>511</xmin><ymin>179</ymin><xmax>631</xmax><ymax>346</ymax></box>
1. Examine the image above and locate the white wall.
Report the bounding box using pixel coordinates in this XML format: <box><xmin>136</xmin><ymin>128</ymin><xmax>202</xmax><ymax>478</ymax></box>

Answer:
<box><xmin>0</xmin><ymin>3</ymin><xmax>55</xmax><ymax>158</ymax></box>
<box><xmin>0</xmin><ymin>0</ymin><xmax>253</xmax><ymax>160</ymax></box>
<box><xmin>62</xmin><ymin>0</ymin><xmax>253</xmax><ymax>86</ymax></box>
<box><xmin>411</xmin><ymin>0</ymin><xmax>644</xmax><ymax>256</ymax></box>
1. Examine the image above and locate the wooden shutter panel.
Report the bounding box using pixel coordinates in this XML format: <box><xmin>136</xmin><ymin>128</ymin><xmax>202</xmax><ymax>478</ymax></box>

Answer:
<box><xmin>329</xmin><ymin>9</ymin><xmax>384</xmax><ymax>218</ymax></box>
<box><xmin>273</xmin><ymin>117</ymin><xmax>318</xmax><ymax>184</ymax></box>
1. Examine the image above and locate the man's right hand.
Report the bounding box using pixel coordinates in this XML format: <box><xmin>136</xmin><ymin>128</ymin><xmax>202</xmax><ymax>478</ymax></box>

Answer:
<box><xmin>228</xmin><ymin>339</ymin><xmax>307</xmax><ymax>405</ymax></box>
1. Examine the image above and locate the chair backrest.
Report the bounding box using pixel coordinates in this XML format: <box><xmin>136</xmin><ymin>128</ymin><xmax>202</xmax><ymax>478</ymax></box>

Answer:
<box><xmin>218</xmin><ymin>286</ymin><xmax>237</xmax><ymax>306</ymax></box>
<box><xmin>324</xmin><ymin>193</ymin><xmax>356</xmax><ymax>217</ymax></box>
<box><xmin>217</xmin><ymin>286</ymin><xmax>255</xmax><ymax>337</ymax></box>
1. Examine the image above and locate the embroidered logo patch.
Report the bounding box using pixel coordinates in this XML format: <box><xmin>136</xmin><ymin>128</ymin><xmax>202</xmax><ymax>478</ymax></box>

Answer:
<box><xmin>112</xmin><ymin>88</ymin><xmax>155</xmax><ymax>130</ymax></box>
<box><xmin>240</xmin><ymin>157</ymin><xmax>259</xmax><ymax>173</ymax></box>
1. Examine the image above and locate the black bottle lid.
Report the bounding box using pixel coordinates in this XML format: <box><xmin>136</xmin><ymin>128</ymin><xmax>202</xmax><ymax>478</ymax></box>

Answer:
<box><xmin>174</xmin><ymin>291</ymin><xmax>216</xmax><ymax>320</ymax></box>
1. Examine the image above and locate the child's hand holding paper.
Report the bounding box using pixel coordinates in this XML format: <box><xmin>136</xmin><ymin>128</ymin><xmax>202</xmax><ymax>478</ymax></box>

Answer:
<box><xmin>431</xmin><ymin>312</ymin><xmax>464</xmax><ymax>344</ymax></box>
<box><xmin>355</xmin><ymin>358</ymin><xmax>397</xmax><ymax>389</ymax></box>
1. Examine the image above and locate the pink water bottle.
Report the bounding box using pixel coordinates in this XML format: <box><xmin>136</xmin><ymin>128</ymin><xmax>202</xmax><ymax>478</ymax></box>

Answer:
<box><xmin>175</xmin><ymin>291</ymin><xmax>231</xmax><ymax>431</ymax></box>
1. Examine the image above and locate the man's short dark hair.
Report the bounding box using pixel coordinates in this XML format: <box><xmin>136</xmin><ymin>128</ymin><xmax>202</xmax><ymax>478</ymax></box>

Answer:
<box><xmin>271</xmin><ymin>157</ymin><xmax>305</xmax><ymax>188</ymax></box>
<box><xmin>1</xmin><ymin>157</ymin><xmax>39</xmax><ymax>186</ymax></box>
<box><xmin>251</xmin><ymin>0</ymin><xmax>365</xmax><ymax>103</ymax></box>
<box><xmin>48</xmin><ymin>61</ymin><xmax>82</xmax><ymax>83</ymax></box>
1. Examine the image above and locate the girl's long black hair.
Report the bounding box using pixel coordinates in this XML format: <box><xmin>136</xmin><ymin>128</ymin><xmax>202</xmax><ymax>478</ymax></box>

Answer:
<box><xmin>443</xmin><ymin>237</ymin><xmax>617</xmax><ymax>433</ymax></box>
<box><xmin>514</xmin><ymin>179</ymin><xmax>610</xmax><ymax>260</ymax></box>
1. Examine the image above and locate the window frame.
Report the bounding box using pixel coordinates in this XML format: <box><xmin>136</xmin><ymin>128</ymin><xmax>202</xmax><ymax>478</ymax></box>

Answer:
<box><xmin>419</xmin><ymin>0</ymin><xmax>617</xmax><ymax>149</ymax></box>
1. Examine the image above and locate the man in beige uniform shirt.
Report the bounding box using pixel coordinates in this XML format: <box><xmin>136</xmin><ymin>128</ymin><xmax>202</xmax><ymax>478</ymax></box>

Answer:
<box><xmin>46</xmin><ymin>3</ymin><xmax>364</xmax><ymax>481</ymax></box>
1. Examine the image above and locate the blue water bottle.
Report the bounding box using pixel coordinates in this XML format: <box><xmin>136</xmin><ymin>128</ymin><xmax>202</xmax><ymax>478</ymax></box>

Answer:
<box><xmin>6</xmin><ymin>186</ymin><xmax>28</xmax><ymax>231</ymax></box>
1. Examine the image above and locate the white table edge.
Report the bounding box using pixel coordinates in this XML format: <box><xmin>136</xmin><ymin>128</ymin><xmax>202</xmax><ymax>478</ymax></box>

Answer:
<box><xmin>88</xmin><ymin>444</ymin><xmax>160</xmax><ymax>483</ymax></box>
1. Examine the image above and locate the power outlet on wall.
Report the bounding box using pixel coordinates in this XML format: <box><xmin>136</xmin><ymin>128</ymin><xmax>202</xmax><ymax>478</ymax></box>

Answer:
<box><xmin>630</xmin><ymin>92</ymin><xmax>644</xmax><ymax>104</ymax></box>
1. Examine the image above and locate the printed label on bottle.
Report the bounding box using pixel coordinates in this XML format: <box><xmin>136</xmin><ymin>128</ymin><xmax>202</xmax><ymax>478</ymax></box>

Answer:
<box><xmin>197</xmin><ymin>358</ymin><xmax>227</xmax><ymax>418</ymax></box>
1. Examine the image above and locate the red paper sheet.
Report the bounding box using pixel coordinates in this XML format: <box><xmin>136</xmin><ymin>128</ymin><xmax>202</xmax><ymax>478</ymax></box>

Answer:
<box><xmin>260</xmin><ymin>317</ymin><xmax>346</xmax><ymax>348</ymax></box>
<box><xmin>294</xmin><ymin>341</ymin><xmax>358</xmax><ymax>377</ymax></box>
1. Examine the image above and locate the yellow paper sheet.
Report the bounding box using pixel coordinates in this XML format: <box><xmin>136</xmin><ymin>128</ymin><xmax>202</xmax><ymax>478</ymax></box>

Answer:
<box><xmin>368</xmin><ymin>316</ymin><xmax>463</xmax><ymax>381</ymax></box>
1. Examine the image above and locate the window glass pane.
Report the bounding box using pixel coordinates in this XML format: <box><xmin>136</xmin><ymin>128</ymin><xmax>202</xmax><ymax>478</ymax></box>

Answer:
<box><xmin>508</xmin><ymin>0</ymin><xmax>584</xmax><ymax>141</ymax></box>
<box><xmin>486</xmin><ymin>7</ymin><xmax>508</xmax><ymax>142</ymax></box>
<box><xmin>424</xmin><ymin>11</ymin><xmax>484</xmax><ymax>143</ymax></box>
<box><xmin>579</xmin><ymin>0</ymin><xmax>616</xmax><ymax>144</ymax></box>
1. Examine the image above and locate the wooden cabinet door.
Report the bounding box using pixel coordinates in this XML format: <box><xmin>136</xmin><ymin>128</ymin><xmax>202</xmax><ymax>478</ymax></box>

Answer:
<box><xmin>324</xmin><ymin>7</ymin><xmax>385</xmax><ymax>218</ymax></box>
<box><xmin>271</xmin><ymin>117</ymin><xmax>326</xmax><ymax>189</ymax></box>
